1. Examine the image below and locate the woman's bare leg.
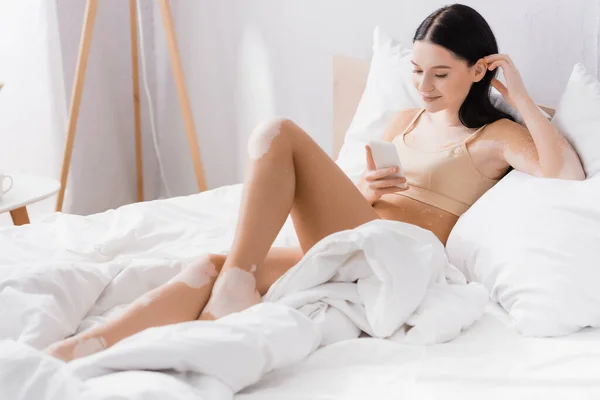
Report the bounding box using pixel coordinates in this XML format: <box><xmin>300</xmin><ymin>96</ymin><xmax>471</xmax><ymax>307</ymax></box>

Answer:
<box><xmin>44</xmin><ymin>248</ymin><xmax>302</xmax><ymax>362</ymax></box>
<box><xmin>45</xmin><ymin>117</ymin><xmax>376</xmax><ymax>361</ymax></box>
<box><xmin>199</xmin><ymin>117</ymin><xmax>378</xmax><ymax>320</ymax></box>
<box><xmin>44</xmin><ymin>254</ymin><xmax>224</xmax><ymax>362</ymax></box>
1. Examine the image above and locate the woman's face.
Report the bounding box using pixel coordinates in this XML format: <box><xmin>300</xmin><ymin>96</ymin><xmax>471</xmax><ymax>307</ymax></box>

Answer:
<box><xmin>411</xmin><ymin>40</ymin><xmax>486</xmax><ymax>114</ymax></box>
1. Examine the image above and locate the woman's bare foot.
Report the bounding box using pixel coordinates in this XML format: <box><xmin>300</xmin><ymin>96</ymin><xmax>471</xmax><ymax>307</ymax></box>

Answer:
<box><xmin>45</xmin><ymin>335</ymin><xmax>107</xmax><ymax>362</ymax></box>
<box><xmin>199</xmin><ymin>266</ymin><xmax>261</xmax><ymax>320</ymax></box>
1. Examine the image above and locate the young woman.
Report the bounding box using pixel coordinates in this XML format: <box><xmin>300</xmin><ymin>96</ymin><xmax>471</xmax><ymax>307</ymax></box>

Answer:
<box><xmin>46</xmin><ymin>3</ymin><xmax>584</xmax><ymax>361</ymax></box>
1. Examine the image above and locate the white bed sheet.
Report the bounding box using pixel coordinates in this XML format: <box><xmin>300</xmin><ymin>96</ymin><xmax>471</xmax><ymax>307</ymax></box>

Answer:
<box><xmin>238</xmin><ymin>301</ymin><xmax>600</xmax><ymax>399</ymax></box>
<box><xmin>2</xmin><ymin>183</ymin><xmax>600</xmax><ymax>399</ymax></box>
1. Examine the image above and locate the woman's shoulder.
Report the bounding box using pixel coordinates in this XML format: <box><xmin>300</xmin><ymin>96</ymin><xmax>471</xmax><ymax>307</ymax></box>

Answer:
<box><xmin>382</xmin><ymin>108</ymin><xmax>422</xmax><ymax>141</ymax></box>
<box><xmin>394</xmin><ymin>108</ymin><xmax>422</xmax><ymax>124</ymax></box>
<box><xmin>486</xmin><ymin>117</ymin><xmax>528</xmax><ymax>130</ymax></box>
<box><xmin>484</xmin><ymin>117</ymin><xmax>530</xmax><ymax>139</ymax></box>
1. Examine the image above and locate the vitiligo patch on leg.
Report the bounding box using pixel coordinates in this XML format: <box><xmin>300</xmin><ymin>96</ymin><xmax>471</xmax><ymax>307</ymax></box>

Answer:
<box><xmin>203</xmin><ymin>266</ymin><xmax>261</xmax><ymax>318</ymax></box>
<box><xmin>247</xmin><ymin>117</ymin><xmax>287</xmax><ymax>160</ymax></box>
<box><xmin>137</xmin><ymin>291</ymin><xmax>158</xmax><ymax>307</ymax></box>
<box><xmin>72</xmin><ymin>337</ymin><xmax>107</xmax><ymax>359</ymax></box>
<box><xmin>168</xmin><ymin>256</ymin><xmax>219</xmax><ymax>289</ymax></box>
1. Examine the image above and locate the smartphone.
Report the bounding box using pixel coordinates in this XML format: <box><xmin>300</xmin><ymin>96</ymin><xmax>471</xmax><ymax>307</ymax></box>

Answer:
<box><xmin>368</xmin><ymin>139</ymin><xmax>407</xmax><ymax>185</ymax></box>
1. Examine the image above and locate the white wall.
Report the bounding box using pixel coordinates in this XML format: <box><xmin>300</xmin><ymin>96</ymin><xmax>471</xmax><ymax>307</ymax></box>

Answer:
<box><xmin>56</xmin><ymin>0</ymin><xmax>160</xmax><ymax>215</ymax></box>
<box><xmin>156</xmin><ymin>0</ymin><xmax>600</xmax><ymax>195</ymax></box>
<box><xmin>0</xmin><ymin>0</ymin><xmax>67</xmax><ymax>225</ymax></box>
<box><xmin>152</xmin><ymin>1</ymin><xmax>243</xmax><ymax>196</ymax></box>
<box><xmin>4</xmin><ymin>0</ymin><xmax>597</xmax><ymax>222</ymax></box>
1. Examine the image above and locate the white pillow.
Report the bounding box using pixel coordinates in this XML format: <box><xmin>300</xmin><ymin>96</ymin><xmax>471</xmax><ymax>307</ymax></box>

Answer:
<box><xmin>551</xmin><ymin>63</ymin><xmax>600</xmax><ymax>177</ymax></box>
<box><xmin>336</xmin><ymin>26</ymin><xmax>549</xmax><ymax>182</ymax></box>
<box><xmin>335</xmin><ymin>27</ymin><xmax>419</xmax><ymax>182</ymax></box>
<box><xmin>446</xmin><ymin>171</ymin><xmax>600</xmax><ymax>337</ymax></box>
<box><xmin>446</xmin><ymin>63</ymin><xmax>600</xmax><ymax>337</ymax></box>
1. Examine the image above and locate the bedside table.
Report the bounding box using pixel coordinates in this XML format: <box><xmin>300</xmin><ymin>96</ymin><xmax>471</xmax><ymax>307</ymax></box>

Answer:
<box><xmin>0</xmin><ymin>174</ymin><xmax>61</xmax><ymax>225</ymax></box>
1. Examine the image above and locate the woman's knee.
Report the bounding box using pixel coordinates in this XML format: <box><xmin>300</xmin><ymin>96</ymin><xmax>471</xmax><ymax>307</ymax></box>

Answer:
<box><xmin>247</xmin><ymin>117</ymin><xmax>298</xmax><ymax>160</ymax></box>
<box><xmin>206</xmin><ymin>253</ymin><xmax>226</xmax><ymax>271</ymax></box>
<box><xmin>170</xmin><ymin>254</ymin><xmax>225</xmax><ymax>289</ymax></box>
<box><xmin>188</xmin><ymin>253</ymin><xmax>225</xmax><ymax>271</ymax></box>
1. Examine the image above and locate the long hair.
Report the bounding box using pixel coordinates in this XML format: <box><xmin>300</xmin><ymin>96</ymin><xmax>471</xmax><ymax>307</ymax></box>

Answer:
<box><xmin>413</xmin><ymin>4</ymin><xmax>514</xmax><ymax>128</ymax></box>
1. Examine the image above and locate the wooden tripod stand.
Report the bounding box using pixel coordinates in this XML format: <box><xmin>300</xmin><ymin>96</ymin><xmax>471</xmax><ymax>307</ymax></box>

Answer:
<box><xmin>55</xmin><ymin>0</ymin><xmax>207</xmax><ymax>212</ymax></box>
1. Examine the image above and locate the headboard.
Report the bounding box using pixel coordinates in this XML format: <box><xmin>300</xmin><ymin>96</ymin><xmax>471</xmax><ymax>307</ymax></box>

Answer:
<box><xmin>332</xmin><ymin>54</ymin><xmax>556</xmax><ymax>158</ymax></box>
<box><xmin>332</xmin><ymin>55</ymin><xmax>369</xmax><ymax>159</ymax></box>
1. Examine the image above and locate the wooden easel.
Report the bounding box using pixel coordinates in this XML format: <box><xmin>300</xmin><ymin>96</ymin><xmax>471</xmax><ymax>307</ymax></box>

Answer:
<box><xmin>55</xmin><ymin>0</ymin><xmax>207</xmax><ymax>212</ymax></box>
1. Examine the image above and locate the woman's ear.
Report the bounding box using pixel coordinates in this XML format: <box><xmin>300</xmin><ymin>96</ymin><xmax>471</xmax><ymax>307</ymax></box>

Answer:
<box><xmin>473</xmin><ymin>59</ymin><xmax>487</xmax><ymax>82</ymax></box>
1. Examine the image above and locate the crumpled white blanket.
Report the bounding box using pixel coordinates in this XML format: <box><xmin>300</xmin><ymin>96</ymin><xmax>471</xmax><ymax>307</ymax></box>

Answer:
<box><xmin>264</xmin><ymin>219</ymin><xmax>488</xmax><ymax>346</ymax></box>
<box><xmin>0</xmin><ymin>203</ymin><xmax>487</xmax><ymax>399</ymax></box>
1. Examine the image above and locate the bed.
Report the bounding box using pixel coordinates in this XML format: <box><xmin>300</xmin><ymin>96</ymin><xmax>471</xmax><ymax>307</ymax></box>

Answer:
<box><xmin>236</xmin><ymin>56</ymin><xmax>600</xmax><ymax>399</ymax></box>
<box><xmin>2</xmin><ymin>56</ymin><xmax>600</xmax><ymax>400</ymax></box>
<box><xmin>238</xmin><ymin>302</ymin><xmax>600</xmax><ymax>399</ymax></box>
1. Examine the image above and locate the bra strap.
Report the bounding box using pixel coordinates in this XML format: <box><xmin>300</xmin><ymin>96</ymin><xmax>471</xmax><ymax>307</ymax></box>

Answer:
<box><xmin>401</xmin><ymin>108</ymin><xmax>426</xmax><ymax>136</ymax></box>
<box><xmin>464</xmin><ymin>124</ymin><xmax>488</xmax><ymax>145</ymax></box>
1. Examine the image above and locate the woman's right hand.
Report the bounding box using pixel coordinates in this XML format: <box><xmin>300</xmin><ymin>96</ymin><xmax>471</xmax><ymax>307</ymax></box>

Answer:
<box><xmin>358</xmin><ymin>145</ymin><xmax>409</xmax><ymax>205</ymax></box>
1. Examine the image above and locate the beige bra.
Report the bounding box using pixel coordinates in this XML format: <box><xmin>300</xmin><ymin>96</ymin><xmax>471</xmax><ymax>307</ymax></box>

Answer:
<box><xmin>392</xmin><ymin>108</ymin><xmax>502</xmax><ymax>216</ymax></box>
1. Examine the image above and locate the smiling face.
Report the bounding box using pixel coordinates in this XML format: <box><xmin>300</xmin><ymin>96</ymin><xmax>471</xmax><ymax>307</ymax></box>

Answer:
<box><xmin>411</xmin><ymin>40</ymin><xmax>487</xmax><ymax>114</ymax></box>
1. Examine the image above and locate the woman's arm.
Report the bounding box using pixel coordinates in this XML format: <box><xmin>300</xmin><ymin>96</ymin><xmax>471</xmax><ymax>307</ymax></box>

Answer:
<box><xmin>355</xmin><ymin>109</ymin><xmax>414</xmax><ymax>204</ymax></box>
<box><xmin>484</xmin><ymin>54</ymin><xmax>585</xmax><ymax>180</ymax></box>
<box><xmin>485</xmin><ymin>118</ymin><xmax>581</xmax><ymax>179</ymax></box>
<box><xmin>512</xmin><ymin>95</ymin><xmax>584</xmax><ymax>179</ymax></box>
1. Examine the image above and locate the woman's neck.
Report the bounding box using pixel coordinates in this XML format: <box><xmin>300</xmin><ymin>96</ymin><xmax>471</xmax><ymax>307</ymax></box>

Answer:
<box><xmin>425</xmin><ymin>107</ymin><xmax>463</xmax><ymax>128</ymax></box>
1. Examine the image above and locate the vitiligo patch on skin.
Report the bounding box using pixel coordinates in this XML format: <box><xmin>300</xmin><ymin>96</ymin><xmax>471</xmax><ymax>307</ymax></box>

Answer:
<box><xmin>505</xmin><ymin>148</ymin><xmax>542</xmax><ymax>176</ymax></box>
<box><xmin>247</xmin><ymin>117</ymin><xmax>287</xmax><ymax>160</ymax></box>
<box><xmin>137</xmin><ymin>291</ymin><xmax>157</xmax><ymax>307</ymax></box>
<box><xmin>203</xmin><ymin>266</ymin><xmax>261</xmax><ymax>318</ymax></box>
<box><xmin>72</xmin><ymin>337</ymin><xmax>107</xmax><ymax>359</ymax></box>
<box><xmin>168</xmin><ymin>256</ymin><xmax>219</xmax><ymax>289</ymax></box>
<box><xmin>418</xmin><ymin>207</ymin><xmax>446</xmax><ymax>229</ymax></box>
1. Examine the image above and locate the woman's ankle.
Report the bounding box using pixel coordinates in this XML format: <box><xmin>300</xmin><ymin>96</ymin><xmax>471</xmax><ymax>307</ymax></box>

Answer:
<box><xmin>45</xmin><ymin>334</ymin><xmax>108</xmax><ymax>362</ymax></box>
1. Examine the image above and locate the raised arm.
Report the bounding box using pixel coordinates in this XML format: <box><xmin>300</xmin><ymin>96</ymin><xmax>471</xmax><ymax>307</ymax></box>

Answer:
<box><xmin>484</xmin><ymin>54</ymin><xmax>585</xmax><ymax>180</ymax></box>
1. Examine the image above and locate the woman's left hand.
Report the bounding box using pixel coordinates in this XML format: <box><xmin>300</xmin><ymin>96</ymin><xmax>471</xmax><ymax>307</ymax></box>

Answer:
<box><xmin>483</xmin><ymin>54</ymin><xmax>529</xmax><ymax>108</ymax></box>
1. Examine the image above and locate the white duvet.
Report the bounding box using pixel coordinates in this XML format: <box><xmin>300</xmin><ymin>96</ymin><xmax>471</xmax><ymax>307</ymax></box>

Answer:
<box><xmin>0</xmin><ymin>184</ymin><xmax>487</xmax><ymax>399</ymax></box>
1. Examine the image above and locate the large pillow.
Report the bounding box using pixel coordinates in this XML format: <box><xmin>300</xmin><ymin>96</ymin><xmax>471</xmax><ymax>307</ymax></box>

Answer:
<box><xmin>447</xmin><ymin>63</ymin><xmax>600</xmax><ymax>337</ymax></box>
<box><xmin>446</xmin><ymin>64</ymin><xmax>600</xmax><ymax>336</ymax></box>
<box><xmin>336</xmin><ymin>26</ymin><xmax>550</xmax><ymax>182</ymax></box>
<box><xmin>446</xmin><ymin>172</ymin><xmax>600</xmax><ymax>337</ymax></box>
<box><xmin>551</xmin><ymin>63</ymin><xmax>600</xmax><ymax>177</ymax></box>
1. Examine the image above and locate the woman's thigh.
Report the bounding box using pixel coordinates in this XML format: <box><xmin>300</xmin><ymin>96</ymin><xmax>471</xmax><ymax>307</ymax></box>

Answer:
<box><xmin>253</xmin><ymin>120</ymin><xmax>379</xmax><ymax>293</ymax></box>
<box><xmin>283</xmin><ymin>120</ymin><xmax>379</xmax><ymax>251</ymax></box>
<box><xmin>253</xmin><ymin>246</ymin><xmax>303</xmax><ymax>295</ymax></box>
